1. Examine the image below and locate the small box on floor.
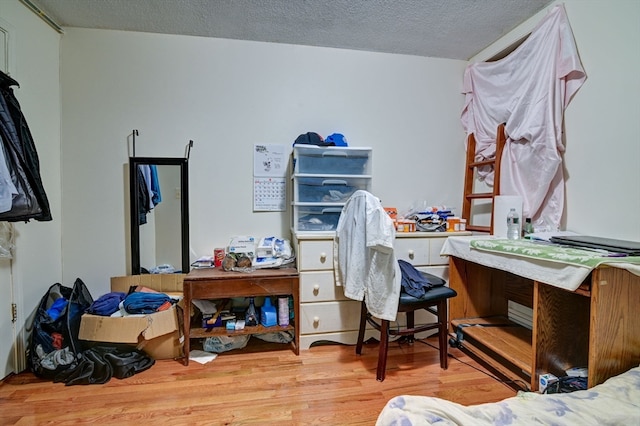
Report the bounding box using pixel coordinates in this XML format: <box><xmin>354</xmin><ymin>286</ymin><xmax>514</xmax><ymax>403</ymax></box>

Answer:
<box><xmin>539</xmin><ymin>373</ymin><xmax>558</xmax><ymax>393</ymax></box>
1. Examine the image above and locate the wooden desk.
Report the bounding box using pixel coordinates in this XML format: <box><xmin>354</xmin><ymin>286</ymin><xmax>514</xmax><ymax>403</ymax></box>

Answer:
<box><xmin>182</xmin><ymin>267</ymin><xmax>300</xmax><ymax>365</ymax></box>
<box><xmin>447</xmin><ymin>254</ymin><xmax>640</xmax><ymax>391</ymax></box>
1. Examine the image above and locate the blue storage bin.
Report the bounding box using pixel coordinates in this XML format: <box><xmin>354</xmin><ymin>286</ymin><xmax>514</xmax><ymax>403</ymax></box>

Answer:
<box><xmin>294</xmin><ymin>146</ymin><xmax>371</xmax><ymax>175</ymax></box>
<box><xmin>295</xmin><ymin>206</ymin><xmax>343</xmax><ymax>231</ymax></box>
<box><xmin>296</xmin><ymin>177</ymin><xmax>369</xmax><ymax>203</ymax></box>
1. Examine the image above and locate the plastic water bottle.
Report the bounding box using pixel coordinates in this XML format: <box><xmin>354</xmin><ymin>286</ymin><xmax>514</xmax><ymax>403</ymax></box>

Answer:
<box><xmin>507</xmin><ymin>208</ymin><xmax>520</xmax><ymax>240</ymax></box>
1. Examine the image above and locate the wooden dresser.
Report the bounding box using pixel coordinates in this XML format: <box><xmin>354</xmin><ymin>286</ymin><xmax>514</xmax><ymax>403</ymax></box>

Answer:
<box><xmin>293</xmin><ymin>231</ymin><xmax>470</xmax><ymax>349</ymax></box>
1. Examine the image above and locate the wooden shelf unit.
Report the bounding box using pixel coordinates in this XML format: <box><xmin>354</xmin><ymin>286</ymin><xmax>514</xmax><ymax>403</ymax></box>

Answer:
<box><xmin>182</xmin><ymin>267</ymin><xmax>300</xmax><ymax>365</ymax></box>
<box><xmin>448</xmin><ymin>255</ymin><xmax>640</xmax><ymax>391</ymax></box>
<box><xmin>190</xmin><ymin>323</ymin><xmax>296</xmax><ymax>339</ymax></box>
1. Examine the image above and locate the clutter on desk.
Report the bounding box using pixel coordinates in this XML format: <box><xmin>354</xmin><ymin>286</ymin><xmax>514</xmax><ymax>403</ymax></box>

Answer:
<box><xmin>191</xmin><ymin>256</ymin><xmax>214</xmax><ymax>269</ymax></box>
<box><xmin>220</xmin><ymin>235</ymin><xmax>295</xmax><ymax>271</ymax></box>
<box><xmin>386</xmin><ymin>204</ymin><xmax>457</xmax><ymax>233</ymax></box>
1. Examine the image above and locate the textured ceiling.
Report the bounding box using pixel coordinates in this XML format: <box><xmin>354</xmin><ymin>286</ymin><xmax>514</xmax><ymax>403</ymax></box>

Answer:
<box><xmin>29</xmin><ymin>0</ymin><xmax>554</xmax><ymax>60</ymax></box>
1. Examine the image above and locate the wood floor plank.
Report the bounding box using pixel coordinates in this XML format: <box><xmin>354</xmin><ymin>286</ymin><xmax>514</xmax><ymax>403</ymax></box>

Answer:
<box><xmin>0</xmin><ymin>337</ymin><xmax>516</xmax><ymax>425</ymax></box>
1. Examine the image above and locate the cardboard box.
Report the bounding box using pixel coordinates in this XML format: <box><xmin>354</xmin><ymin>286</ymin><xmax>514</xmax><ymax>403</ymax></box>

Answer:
<box><xmin>110</xmin><ymin>274</ymin><xmax>184</xmax><ymax>294</ymax></box>
<box><xmin>78</xmin><ymin>275</ymin><xmax>186</xmax><ymax>360</ymax></box>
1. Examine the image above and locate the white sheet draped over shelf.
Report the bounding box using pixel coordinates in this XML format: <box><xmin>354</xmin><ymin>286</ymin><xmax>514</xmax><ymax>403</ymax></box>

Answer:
<box><xmin>441</xmin><ymin>236</ymin><xmax>640</xmax><ymax>292</ymax></box>
<box><xmin>461</xmin><ymin>4</ymin><xmax>586</xmax><ymax>229</ymax></box>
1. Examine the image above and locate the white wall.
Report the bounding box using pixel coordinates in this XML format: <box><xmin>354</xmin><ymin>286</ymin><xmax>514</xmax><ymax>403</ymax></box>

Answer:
<box><xmin>472</xmin><ymin>0</ymin><xmax>640</xmax><ymax>241</ymax></box>
<box><xmin>0</xmin><ymin>0</ymin><xmax>62</xmax><ymax>374</ymax></box>
<box><xmin>3</xmin><ymin>0</ymin><xmax>638</xmax><ymax>371</ymax></box>
<box><xmin>59</xmin><ymin>29</ymin><xmax>468</xmax><ymax>296</ymax></box>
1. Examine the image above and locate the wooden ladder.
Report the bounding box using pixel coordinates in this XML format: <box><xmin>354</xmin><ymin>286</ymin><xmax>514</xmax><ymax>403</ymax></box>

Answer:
<box><xmin>461</xmin><ymin>123</ymin><xmax>506</xmax><ymax>234</ymax></box>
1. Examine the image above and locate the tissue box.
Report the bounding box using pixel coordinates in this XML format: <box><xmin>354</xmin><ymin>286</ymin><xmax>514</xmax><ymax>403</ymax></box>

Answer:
<box><xmin>228</xmin><ymin>236</ymin><xmax>256</xmax><ymax>256</ymax></box>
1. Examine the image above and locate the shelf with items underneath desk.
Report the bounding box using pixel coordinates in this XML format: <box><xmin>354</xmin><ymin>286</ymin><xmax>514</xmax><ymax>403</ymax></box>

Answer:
<box><xmin>443</xmin><ymin>235</ymin><xmax>640</xmax><ymax>391</ymax></box>
<box><xmin>182</xmin><ymin>267</ymin><xmax>299</xmax><ymax>365</ymax></box>
<box><xmin>293</xmin><ymin>230</ymin><xmax>471</xmax><ymax>350</ymax></box>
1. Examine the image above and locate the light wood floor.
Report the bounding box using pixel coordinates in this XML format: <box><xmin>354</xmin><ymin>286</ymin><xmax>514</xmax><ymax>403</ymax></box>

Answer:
<box><xmin>1</xmin><ymin>337</ymin><xmax>516</xmax><ymax>425</ymax></box>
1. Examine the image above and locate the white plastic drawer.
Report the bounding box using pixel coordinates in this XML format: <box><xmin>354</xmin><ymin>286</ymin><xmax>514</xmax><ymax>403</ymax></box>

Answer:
<box><xmin>294</xmin><ymin>205</ymin><xmax>343</xmax><ymax>232</ymax></box>
<box><xmin>300</xmin><ymin>271</ymin><xmax>348</xmax><ymax>302</ymax></box>
<box><xmin>300</xmin><ymin>300</ymin><xmax>362</xmax><ymax>334</ymax></box>
<box><xmin>294</xmin><ymin>146</ymin><xmax>372</xmax><ymax>175</ymax></box>
<box><xmin>295</xmin><ymin>176</ymin><xmax>370</xmax><ymax>203</ymax></box>
<box><xmin>297</xmin><ymin>240</ymin><xmax>334</xmax><ymax>270</ymax></box>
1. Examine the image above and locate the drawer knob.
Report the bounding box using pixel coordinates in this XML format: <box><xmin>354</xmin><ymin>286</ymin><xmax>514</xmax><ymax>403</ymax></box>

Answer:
<box><xmin>408</xmin><ymin>249</ymin><xmax>415</xmax><ymax>259</ymax></box>
<box><xmin>313</xmin><ymin>316</ymin><xmax>320</xmax><ymax>324</ymax></box>
<box><xmin>313</xmin><ymin>284</ymin><xmax>320</xmax><ymax>294</ymax></box>
<box><xmin>320</xmin><ymin>252</ymin><xmax>327</xmax><ymax>262</ymax></box>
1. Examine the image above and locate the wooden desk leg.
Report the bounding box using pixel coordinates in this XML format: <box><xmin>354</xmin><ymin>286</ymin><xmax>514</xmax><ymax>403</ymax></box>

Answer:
<box><xmin>183</xmin><ymin>282</ymin><xmax>191</xmax><ymax>366</ymax></box>
<box><xmin>293</xmin><ymin>283</ymin><xmax>300</xmax><ymax>355</ymax></box>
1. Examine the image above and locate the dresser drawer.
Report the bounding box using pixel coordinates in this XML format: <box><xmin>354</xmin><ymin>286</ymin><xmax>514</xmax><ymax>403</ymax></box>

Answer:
<box><xmin>297</xmin><ymin>239</ymin><xmax>334</xmax><ymax>270</ymax></box>
<box><xmin>300</xmin><ymin>300</ymin><xmax>362</xmax><ymax>334</ymax></box>
<box><xmin>395</xmin><ymin>235</ymin><xmax>451</xmax><ymax>266</ymax></box>
<box><xmin>300</xmin><ymin>271</ymin><xmax>348</xmax><ymax>302</ymax></box>
<box><xmin>428</xmin><ymin>237</ymin><xmax>450</xmax><ymax>266</ymax></box>
<box><xmin>395</xmin><ymin>237</ymin><xmax>431</xmax><ymax>265</ymax></box>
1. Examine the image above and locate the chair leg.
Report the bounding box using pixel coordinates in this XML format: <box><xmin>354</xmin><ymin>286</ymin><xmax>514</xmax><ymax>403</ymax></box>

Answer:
<box><xmin>377</xmin><ymin>319</ymin><xmax>389</xmax><ymax>381</ymax></box>
<box><xmin>356</xmin><ymin>300</ymin><xmax>367</xmax><ymax>355</ymax></box>
<box><xmin>406</xmin><ymin>311</ymin><xmax>415</xmax><ymax>344</ymax></box>
<box><xmin>437</xmin><ymin>299</ymin><xmax>448</xmax><ymax>369</ymax></box>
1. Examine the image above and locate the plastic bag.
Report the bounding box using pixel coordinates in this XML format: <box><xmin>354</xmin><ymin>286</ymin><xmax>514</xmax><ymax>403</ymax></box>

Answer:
<box><xmin>0</xmin><ymin>222</ymin><xmax>15</xmax><ymax>258</ymax></box>
<box><xmin>203</xmin><ymin>334</ymin><xmax>250</xmax><ymax>353</ymax></box>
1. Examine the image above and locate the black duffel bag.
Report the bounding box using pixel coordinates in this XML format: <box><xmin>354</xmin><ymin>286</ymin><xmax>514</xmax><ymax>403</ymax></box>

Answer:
<box><xmin>26</xmin><ymin>278</ymin><xmax>93</xmax><ymax>380</ymax></box>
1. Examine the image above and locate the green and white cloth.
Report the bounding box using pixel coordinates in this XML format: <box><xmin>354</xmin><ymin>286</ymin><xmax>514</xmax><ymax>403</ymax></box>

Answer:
<box><xmin>470</xmin><ymin>238</ymin><xmax>640</xmax><ymax>268</ymax></box>
<box><xmin>440</xmin><ymin>236</ymin><xmax>640</xmax><ymax>292</ymax></box>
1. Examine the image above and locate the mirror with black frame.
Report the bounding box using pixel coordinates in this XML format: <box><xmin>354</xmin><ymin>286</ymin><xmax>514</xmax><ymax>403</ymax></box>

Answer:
<box><xmin>129</xmin><ymin>156</ymin><xmax>189</xmax><ymax>275</ymax></box>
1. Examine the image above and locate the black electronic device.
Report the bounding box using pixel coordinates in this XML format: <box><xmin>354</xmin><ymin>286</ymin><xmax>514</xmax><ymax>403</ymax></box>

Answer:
<box><xmin>549</xmin><ymin>235</ymin><xmax>640</xmax><ymax>256</ymax></box>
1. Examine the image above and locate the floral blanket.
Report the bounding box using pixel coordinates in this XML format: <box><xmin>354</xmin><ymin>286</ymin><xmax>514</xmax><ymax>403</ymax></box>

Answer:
<box><xmin>469</xmin><ymin>238</ymin><xmax>640</xmax><ymax>268</ymax></box>
<box><xmin>376</xmin><ymin>365</ymin><xmax>640</xmax><ymax>426</ymax></box>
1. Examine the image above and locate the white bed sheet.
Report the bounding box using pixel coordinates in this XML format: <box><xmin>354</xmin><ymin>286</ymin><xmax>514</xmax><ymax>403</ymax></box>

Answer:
<box><xmin>376</xmin><ymin>365</ymin><xmax>640</xmax><ymax>426</ymax></box>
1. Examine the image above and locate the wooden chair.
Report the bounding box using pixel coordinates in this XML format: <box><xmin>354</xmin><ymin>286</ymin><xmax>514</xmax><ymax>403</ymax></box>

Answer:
<box><xmin>355</xmin><ymin>278</ymin><xmax>457</xmax><ymax>382</ymax></box>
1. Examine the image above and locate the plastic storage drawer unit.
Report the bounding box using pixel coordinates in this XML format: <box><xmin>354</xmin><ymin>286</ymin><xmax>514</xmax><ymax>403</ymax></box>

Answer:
<box><xmin>296</xmin><ymin>177</ymin><xmax>370</xmax><ymax>203</ymax></box>
<box><xmin>294</xmin><ymin>146</ymin><xmax>371</xmax><ymax>175</ymax></box>
<box><xmin>295</xmin><ymin>205</ymin><xmax>344</xmax><ymax>232</ymax></box>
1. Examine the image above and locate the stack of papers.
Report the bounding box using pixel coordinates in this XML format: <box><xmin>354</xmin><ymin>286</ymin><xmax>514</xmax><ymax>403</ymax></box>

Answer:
<box><xmin>191</xmin><ymin>256</ymin><xmax>214</xmax><ymax>268</ymax></box>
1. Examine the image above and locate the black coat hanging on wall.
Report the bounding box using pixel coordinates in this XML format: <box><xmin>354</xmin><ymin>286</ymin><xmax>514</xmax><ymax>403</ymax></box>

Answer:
<box><xmin>0</xmin><ymin>70</ymin><xmax>51</xmax><ymax>222</ymax></box>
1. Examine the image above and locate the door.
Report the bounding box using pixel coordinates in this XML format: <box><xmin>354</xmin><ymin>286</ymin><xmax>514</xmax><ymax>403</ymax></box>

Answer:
<box><xmin>0</xmin><ymin>20</ymin><xmax>17</xmax><ymax>380</ymax></box>
<box><xmin>0</xmin><ymin>258</ymin><xmax>15</xmax><ymax>379</ymax></box>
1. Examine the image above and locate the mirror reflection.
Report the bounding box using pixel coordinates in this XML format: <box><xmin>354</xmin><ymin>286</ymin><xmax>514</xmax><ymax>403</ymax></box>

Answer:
<box><xmin>129</xmin><ymin>157</ymin><xmax>189</xmax><ymax>275</ymax></box>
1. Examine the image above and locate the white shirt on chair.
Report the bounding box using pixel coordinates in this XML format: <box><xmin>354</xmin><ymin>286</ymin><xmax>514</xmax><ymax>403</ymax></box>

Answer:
<box><xmin>334</xmin><ymin>190</ymin><xmax>401</xmax><ymax>321</ymax></box>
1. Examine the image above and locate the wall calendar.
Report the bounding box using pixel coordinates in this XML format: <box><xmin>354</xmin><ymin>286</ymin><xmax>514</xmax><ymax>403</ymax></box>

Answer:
<box><xmin>253</xmin><ymin>144</ymin><xmax>287</xmax><ymax>211</ymax></box>
<box><xmin>253</xmin><ymin>177</ymin><xmax>286</xmax><ymax>211</ymax></box>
